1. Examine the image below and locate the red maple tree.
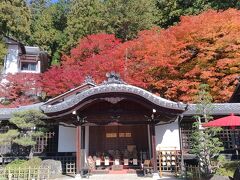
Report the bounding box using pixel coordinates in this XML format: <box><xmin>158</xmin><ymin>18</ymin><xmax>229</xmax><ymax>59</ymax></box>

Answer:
<box><xmin>0</xmin><ymin>73</ymin><xmax>41</xmax><ymax>107</ymax></box>
<box><xmin>41</xmin><ymin>33</ymin><xmax>123</xmax><ymax>97</ymax></box>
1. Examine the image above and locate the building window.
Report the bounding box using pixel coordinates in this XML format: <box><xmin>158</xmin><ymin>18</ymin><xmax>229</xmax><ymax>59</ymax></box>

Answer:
<box><xmin>21</xmin><ymin>62</ymin><xmax>37</xmax><ymax>71</ymax></box>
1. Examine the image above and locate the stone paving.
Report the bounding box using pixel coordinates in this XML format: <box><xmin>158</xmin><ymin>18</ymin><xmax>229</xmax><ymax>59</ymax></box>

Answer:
<box><xmin>54</xmin><ymin>174</ymin><xmax>178</xmax><ymax>180</ymax></box>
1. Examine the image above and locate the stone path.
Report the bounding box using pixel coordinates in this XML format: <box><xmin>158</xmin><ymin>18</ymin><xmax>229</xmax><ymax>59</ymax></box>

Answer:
<box><xmin>54</xmin><ymin>174</ymin><xmax>178</xmax><ymax>180</ymax></box>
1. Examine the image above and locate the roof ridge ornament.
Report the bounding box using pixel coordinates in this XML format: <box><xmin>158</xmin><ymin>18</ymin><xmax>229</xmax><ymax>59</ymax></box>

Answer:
<box><xmin>102</xmin><ymin>71</ymin><xmax>126</xmax><ymax>85</ymax></box>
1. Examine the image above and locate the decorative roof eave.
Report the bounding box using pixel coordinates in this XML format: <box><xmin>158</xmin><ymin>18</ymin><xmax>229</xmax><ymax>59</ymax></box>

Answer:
<box><xmin>40</xmin><ymin>83</ymin><xmax>187</xmax><ymax>114</ymax></box>
<box><xmin>0</xmin><ymin>103</ymin><xmax>43</xmax><ymax>121</ymax></box>
<box><xmin>183</xmin><ymin>103</ymin><xmax>240</xmax><ymax>116</ymax></box>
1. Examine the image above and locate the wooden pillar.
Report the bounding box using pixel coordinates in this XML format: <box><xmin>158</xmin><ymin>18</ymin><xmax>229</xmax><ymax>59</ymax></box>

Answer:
<box><xmin>81</xmin><ymin>126</ymin><xmax>85</xmax><ymax>168</ymax></box>
<box><xmin>76</xmin><ymin>125</ymin><xmax>81</xmax><ymax>174</ymax></box>
<box><xmin>85</xmin><ymin>126</ymin><xmax>89</xmax><ymax>163</ymax></box>
<box><xmin>151</xmin><ymin>123</ymin><xmax>157</xmax><ymax>172</ymax></box>
<box><xmin>147</xmin><ymin>124</ymin><xmax>152</xmax><ymax>159</ymax></box>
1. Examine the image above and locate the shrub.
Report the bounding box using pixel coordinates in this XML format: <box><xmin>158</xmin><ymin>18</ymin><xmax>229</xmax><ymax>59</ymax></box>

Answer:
<box><xmin>5</xmin><ymin>159</ymin><xmax>27</xmax><ymax>169</ymax></box>
<box><xmin>5</xmin><ymin>157</ymin><xmax>42</xmax><ymax>169</ymax></box>
<box><xmin>24</xmin><ymin>157</ymin><xmax>42</xmax><ymax>167</ymax></box>
<box><xmin>216</xmin><ymin>161</ymin><xmax>239</xmax><ymax>177</ymax></box>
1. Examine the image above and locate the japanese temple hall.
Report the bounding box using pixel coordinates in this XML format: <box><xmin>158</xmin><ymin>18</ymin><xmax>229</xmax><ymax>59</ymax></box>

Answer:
<box><xmin>1</xmin><ymin>73</ymin><xmax>240</xmax><ymax>176</ymax></box>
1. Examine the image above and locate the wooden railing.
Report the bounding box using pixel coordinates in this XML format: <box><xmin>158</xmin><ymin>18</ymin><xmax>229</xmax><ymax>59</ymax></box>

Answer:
<box><xmin>0</xmin><ymin>166</ymin><xmax>50</xmax><ymax>180</ymax></box>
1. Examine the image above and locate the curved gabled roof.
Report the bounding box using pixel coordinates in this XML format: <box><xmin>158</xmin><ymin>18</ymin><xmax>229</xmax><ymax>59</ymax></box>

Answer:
<box><xmin>40</xmin><ymin>83</ymin><xmax>187</xmax><ymax>114</ymax></box>
<box><xmin>40</xmin><ymin>73</ymin><xmax>187</xmax><ymax>115</ymax></box>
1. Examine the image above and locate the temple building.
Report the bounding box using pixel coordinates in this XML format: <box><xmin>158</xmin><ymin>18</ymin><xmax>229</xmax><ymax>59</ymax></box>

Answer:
<box><xmin>0</xmin><ymin>72</ymin><xmax>240</xmax><ymax>176</ymax></box>
<box><xmin>1</xmin><ymin>36</ymin><xmax>49</xmax><ymax>75</ymax></box>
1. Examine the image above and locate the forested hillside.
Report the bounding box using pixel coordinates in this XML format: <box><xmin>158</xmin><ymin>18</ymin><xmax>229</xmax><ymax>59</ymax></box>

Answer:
<box><xmin>1</xmin><ymin>0</ymin><xmax>240</xmax><ymax>64</ymax></box>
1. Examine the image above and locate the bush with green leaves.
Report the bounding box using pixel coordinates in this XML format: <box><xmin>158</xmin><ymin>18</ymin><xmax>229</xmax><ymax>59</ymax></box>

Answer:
<box><xmin>215</xmin><ymin>158</ymin><xmax>239</xmax><ymax>178</ymax></box>
<box><xmin>0</xmin><ymin>177</ymin><xmax>7</xmax><ymax>180</ymax></box>
<box><xmin>5</xmin><ymin>157</ymin><xmax>42</xmax><ymax>169</ymax></box>
<box><xmin>2</xmin><ymin>157</ymin><xmax>43</xmax><ymax>179</ymax></box>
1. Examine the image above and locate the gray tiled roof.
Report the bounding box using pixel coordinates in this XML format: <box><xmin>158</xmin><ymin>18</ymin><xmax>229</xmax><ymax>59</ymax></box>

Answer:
<box><xmin>0</xmin><ymin>103</ymin><xmax>43</xmax><ymax>120</ymax></box>
<box><xmin>41</xmin><ymin>83</ymin><xmax>187</xmax><ymax>114</ymax></box>
<box><xmin>183</xmin><ymin>103</ymin><xmax>240</xmax><ymax>116</ymax></box>
<box><xmin>1</xmin><ymin>98</ymin><xmax>240</xmax><ymax>120</ymax></box>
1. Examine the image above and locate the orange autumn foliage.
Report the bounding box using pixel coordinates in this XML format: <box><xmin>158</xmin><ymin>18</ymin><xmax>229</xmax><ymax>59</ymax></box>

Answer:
<box><xmin>41</xmin><ymin>9</ymin><xmax>240</xmax><ymax>103</ymax></box>
<box><xmin>118</xmin><ymin>9</ymin><xmax>240</xmax><ymax>102</ymax></box>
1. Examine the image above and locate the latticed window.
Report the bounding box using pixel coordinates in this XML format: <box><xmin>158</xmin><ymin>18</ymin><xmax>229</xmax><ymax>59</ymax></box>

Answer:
<box><xmin>180</xmin><ymin>122</ymin><xmax>240</xmax><ymax>153</ymax></box>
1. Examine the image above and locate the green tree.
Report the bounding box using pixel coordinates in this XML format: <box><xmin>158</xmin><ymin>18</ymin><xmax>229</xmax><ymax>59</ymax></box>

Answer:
<box><xmin>30</xmin><ymin>6</ymin><xmax>62</xmax><ymax>56</ymax></box>
<box><xmin>0</xmin><ymin>0</ymin><xmax>31</xmax><ymax>40</ymax></box>
<box><xmin>64</xmin><ymin>0</ymin><xmax>105</xmax><ymax>50</ymax></box>
<box><xmin>155</xmin><ymin>0</ymin><xmax>211</xmax><ymax>28</ymax></box>
<box><xmin>103</xmin><ymin>0</ymin><xmax>157</xmax><ymax>41</ymax></box>
<box><xmin>28</xmin><ymin>0</ymin><xmax>69</xmax><ymax>64</ymax></box>
<box><xmin>194</xmin><ymin>84</ymin><xmax>213</xmax><ymax>121</ymax></box>
<box><xmin>0</xmin><ymin>130</ymin><xmax>19</xmax><ymax>149</ymax></box>
<box><xmin>155</xmin><ymin>0</ymin><xmax>240</xmax><ymax>28</ymax></box>
<box><xmin>0</xmin><ymin>0</ymin><xmax>31</xmax><ymax>66</ymax></box>
<box><xmin>8</xmin><ymin>110</ymin><xmax>46</xmax><ymax>158</ymax></box>
<box><xmin>190</xmin><ymin>84</ymin><xmax>224</xmax><ymax>177</ymax></box>
<box><xmin>0</xmin><ymin>37</ymin><xmax>7</xmax><ymax>68</ymax></box>
<box><xmin>64</xmin><ymin>0</ymin><xmax>158</xmax><ymax>50</ymax></box>
<box><xmin>28</xmin><ymin>0</ymin><xmax>51</xmax><ymax>16</ymax></box>
<box><xmin>210</xmin><ymin>0</ymin><xmax>240</xmax><ymax>9</ymax></box>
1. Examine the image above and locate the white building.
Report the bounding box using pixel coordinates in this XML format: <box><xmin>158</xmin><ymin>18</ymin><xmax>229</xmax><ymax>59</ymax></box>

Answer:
<box><xmin>1</xmin><ymin>36</ymin><xmax>49</xmax><ymax>75</ymax></box>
